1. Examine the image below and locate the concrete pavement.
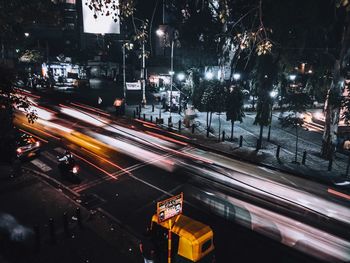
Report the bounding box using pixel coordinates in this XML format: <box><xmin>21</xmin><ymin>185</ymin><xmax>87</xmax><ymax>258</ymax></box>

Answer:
<box><xmin>0</xmin><ymin>164</ymin><xmax>142</xmax><ymax>263</ymax></box>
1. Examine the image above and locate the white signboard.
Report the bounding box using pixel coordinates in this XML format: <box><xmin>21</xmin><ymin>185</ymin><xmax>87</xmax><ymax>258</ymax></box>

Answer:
<box><xmin>82</xmin><ymin>0</ymin><xmax>120</xmax><ymax>34</ymax></box>
<box><xmin>126</xmin><ymin>82</ymin><xmax>141</xmax><ymax>90</ymax></box>
<box><xmin>157</xmin><ymin>193</ymin><xmax>183</xmax><ymax>223</ymax></box>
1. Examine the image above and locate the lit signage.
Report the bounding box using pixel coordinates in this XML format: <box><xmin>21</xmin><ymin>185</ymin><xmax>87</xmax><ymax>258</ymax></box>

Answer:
<box><xmin>157</xmin><ymin>193</ymin><xmax>183</xmax><ymax>223</ymax></box>
<box><xmin>82</xmin><ymin>0</ymin><xmax>120</xmax><ymax>34</ymax></box>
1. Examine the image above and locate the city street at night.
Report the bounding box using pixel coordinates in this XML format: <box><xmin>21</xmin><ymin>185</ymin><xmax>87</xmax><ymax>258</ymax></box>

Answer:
<box><xmin>1</xmin><ymin>1</ymin><xmax>350</xmax><ymax>263</ymax></box>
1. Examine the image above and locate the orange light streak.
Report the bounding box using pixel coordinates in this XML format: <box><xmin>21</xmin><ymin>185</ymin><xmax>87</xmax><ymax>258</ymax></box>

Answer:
<box><xmin>145</xmin><ymin>131</ymin><xmax>188</xmax><ymax>146</ymax></box>
<box><xmin>72</xmin><ymin>152</ymin><xmax>117</xmax><ymax>179</ymax></box>
<box><xmin>21</xmin><ymin>123</ymin><xmax>61</xmax><ymax>140</ymax></box>
<box><xmin>135</xmin><ymin>119</ymin><xmax>157</xmax><ymax>126</ymax></box>
<box><xmin>80</xmin><ymin>147</ymin><xmax>131</xmax><ymax>175</ymax></box>
<box><xmin>328</xmin><ymin>188</ymin><xmax>350</xmax><ymax>200</ymax></box>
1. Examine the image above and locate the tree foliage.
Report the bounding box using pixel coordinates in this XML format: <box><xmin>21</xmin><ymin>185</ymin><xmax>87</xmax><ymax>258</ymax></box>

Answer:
<box><xmin>0</xmin><ymin>66</ymin><xmax>37</xmax><ymax>163</ymax></box>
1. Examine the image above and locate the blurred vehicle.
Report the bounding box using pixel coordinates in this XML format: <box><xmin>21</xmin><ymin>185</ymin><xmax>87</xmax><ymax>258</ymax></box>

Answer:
<box><xmin>16</xmin><ymin>133</ymin><xmax>41</xmax><ymax>159</ymax></box>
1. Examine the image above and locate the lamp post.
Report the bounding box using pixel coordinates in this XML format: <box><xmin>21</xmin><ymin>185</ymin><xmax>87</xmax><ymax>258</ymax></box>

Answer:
<box><xmin>268</xmin><ymin>90</ymin><xmax>278</xmax><ymax>141</ymax></box>
<box><xmin>141</xmin><ymin>36</ymin><xmax>146</xmax><ymax>106</ymax></box>
<box><xmin>122</xmin><ymin>43</ymin><xmax>126</xmax><ymax>100</ymax></box>
<box><xmin>156</xmin><ymin>28</ymin><xmax>175</xmax><ymax>114</ymax></box>
<box><xmin>134</xmin><ymin>17</ymin><xmax>147</xmax><ymax>107</ymax></box>
<box><xmin>117</xmin><ymin>40</ymin><xmax>133</xmax><ymax>103</ymax></box>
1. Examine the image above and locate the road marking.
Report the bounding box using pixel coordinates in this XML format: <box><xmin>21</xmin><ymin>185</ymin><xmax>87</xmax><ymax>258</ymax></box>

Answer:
<box><xmin>72</xmin><ymin>152</ymin><xmax>177</xmax><ymax>193</ymax></box>
<box><xmin>41</xmin><ymin>151</ymin><xmax>59</xmax><ymax>164</ymax></box>
<box><xmin>31</xmin><ymin>159</ymin><xmax>52</xmax><ymax>172</ymax></box>
<box><xmin>328</xmin><ymin>188</ymin><xmax>350</xmax><ymax>200</ymax></box>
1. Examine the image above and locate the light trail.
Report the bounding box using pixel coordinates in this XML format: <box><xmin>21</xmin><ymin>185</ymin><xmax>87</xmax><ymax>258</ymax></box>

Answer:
<box><xmin>59</xmin><ymin>104</ymin><xmax>108</xmax><ymax>127</ymax></box>
<box><xmin>70</xmin><ymin>102</ymin><xmax>111</xmax><ymax>117</ymax></box>
<box><xmin>328</xmin><ymin>188</ymin><xmax>350</xmax><ymax>201</ymax></box>
<box><xmin>145</xmin><ymin>131</ymin><xmax>188</xmax><ymax>146</ymax></box>
<box><xmin>21</xmin><ymin>123</ymin><xmax>61</xmax><ymax>140</ymax></box>
<box><xmin>72</xmin><ymin>152</ymin><xmax>117</xmax><ymax>179</ymax></box>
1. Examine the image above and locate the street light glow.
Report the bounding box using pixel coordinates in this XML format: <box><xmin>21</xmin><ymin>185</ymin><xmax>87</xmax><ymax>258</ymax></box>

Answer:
<box><xmin>205</xmin><ymin>71</ymin><xmax>214</xmax><ymax>80</ymax></box>
<box><xmin>177</xmin><ymin>73</ymin><xmax>185</xmax><ymax>81</ymax></box>
<box><xmin>156</xmin><ymin>29</ymin><xmax>164</xmax><ymax>37</ymax></box>
<box><xmin>270</xmin><ymin>91</ymin><xmax>278</xmax><ymax>98</ymax></box>
<box><xmin>24</xmin><ymin>32</ymin><xmax>30</xmax><ymax>38</ymax></box>
<box><xmin>233</xmin><ymin>73</ymin><xmax>241</xmax><ymax>81</ymax></box>
<box><xmin>289</xmin><ymin>74</ymin><xmax>297</xmax><ymax>81</ymax></box>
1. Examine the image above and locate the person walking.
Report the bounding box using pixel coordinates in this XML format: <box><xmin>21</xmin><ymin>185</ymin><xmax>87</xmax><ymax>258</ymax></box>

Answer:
<box><xmin>139</xmin><ymin>228</ymin><xmax>156</xmax><ymax>263</ymax></box>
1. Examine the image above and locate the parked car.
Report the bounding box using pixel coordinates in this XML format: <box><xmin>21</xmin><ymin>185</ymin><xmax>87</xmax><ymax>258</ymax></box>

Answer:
<box><xmin>16</xmin><ymin>133</ymin><xmax>41</xmax><ymax>159</ymax></box>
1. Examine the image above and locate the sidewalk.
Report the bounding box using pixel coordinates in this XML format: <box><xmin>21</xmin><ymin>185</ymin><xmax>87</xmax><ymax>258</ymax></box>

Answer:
<box><xmin>0</xmin><ymin>164</ymin><xmax>142</xmax><ymax>263</ymax></box>
<box><xmin>119</xmin><ymin>103</ymin><xmax>350</xmax><ymax>193</ymax></box>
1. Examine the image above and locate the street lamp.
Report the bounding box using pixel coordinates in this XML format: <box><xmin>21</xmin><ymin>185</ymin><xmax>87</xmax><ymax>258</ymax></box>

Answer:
<box><xmin>289</xmin><ymin>74</ymin><xmax>296</xmax><ymax>81</ymax></box>
<box><xmin>157</xmin><ymin>28</ymin><xmax>175</xmax><ymax>113</ymax></box>
<box><xmin>156</xmin><ymin>29</ymin><xmax>164</xmax><ymax>37</ymax></box>
<box><xmin>205</xmin><ymin>71</ymin><xmax>214</xmax><ymax>80</ymax></box>
<box><xmin>267</xmin><ymin>89</ymin><xmax>278</xmax><ymax>142</ymax></box>
<box><xmin>121</xmin><ymin>41</ymin><xmax>133</xmax><ymax>101</ymax></box>
<box><xmin>24</xmin><ymin>32</ymin><xmax>30</xmax><ymax>38</ymax></box>
<box><xmin>177</xmin><ymin>72</ymin><xmax>185</xmax><ymax>81</ymax></box>
<box><xmin>233</xmin><ymin>73</ymin><xmax>241</xmax><ymax>81</ymax></box>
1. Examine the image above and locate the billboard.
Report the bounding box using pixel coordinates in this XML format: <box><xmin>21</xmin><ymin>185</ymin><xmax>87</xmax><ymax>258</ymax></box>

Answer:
<box><xmin>82</xmin><ymin>0</ymin><xmax>120</xmax><ymax>34</ymax></box>
<box><xmin>126</xmin><ymin>82</ymin><xmax>141</xmax><ymax>90</ymax></box>
<box><xmin>157</xmin><ymin>193</ymin><xmax>183</xmax><ymax>223</ymax></box>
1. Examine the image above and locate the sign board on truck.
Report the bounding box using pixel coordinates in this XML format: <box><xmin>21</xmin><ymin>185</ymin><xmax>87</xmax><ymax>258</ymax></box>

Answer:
<box><xmin>157</xmin><ymin>193</ymin><xmax>183</xmax><ymax>223</ymax></box>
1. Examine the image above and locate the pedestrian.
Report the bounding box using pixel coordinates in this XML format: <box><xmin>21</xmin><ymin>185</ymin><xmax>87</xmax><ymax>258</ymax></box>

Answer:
<box><xmin>139</xmin><ymin>228</ymin><xmax>156</xmax><ymax>263</ymax></box>
<box><xmin>161</xmin><ymin>95</ymin><xmax>166</xmax><ymax>110</ymax></box>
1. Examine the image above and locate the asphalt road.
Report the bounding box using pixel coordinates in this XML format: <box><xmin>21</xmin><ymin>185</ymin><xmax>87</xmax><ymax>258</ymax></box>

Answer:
<box><xmin>13</xmin><ymin>88</ymin><xmax>350</xmax><ymax>262</ymax></box>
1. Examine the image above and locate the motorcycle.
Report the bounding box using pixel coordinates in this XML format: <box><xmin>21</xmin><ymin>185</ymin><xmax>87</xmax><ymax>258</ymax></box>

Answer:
<box><xmin>57</xmin><ymin>154</ymin><xmax>79</xmax><ymax>179</ymax></box>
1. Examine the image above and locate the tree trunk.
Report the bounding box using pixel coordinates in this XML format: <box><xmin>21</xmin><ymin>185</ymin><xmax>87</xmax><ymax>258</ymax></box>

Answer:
<box><xmin>322</xmin><ymin>14</ymin><xmax>350</xmax><ymax>159</ymax></box>
<box><xmin>321</xmin><ymin>61</ymin><xmax>342</xmax><ymax>160</ymax></box>
<box><xmin>258</xmin><ymin>125</ymin><xmax>264</xmax><ymax>149</ymax></box>
<box><xmin>209</xmin><ymin>111</ymin><xmax>213</xmax><ymax>130</ymax></box>
<box><xmin>231</xmin><ymin>121</ymin><xmax>234</xmax><ymax>141</ymax></box>
<box><xmin>218</xmin><ymin>113</ymin><xmax>221</xmax><ymax>140</ymax></box>
<box><xmin>206</xmin><ymin>111</ymin><xmax>209</xmax><ymax>129</ymax></box>
<box><xmin>295</xmin><ymin>126</ymin><xmax>299</xmax><ymax>163</ymax></box>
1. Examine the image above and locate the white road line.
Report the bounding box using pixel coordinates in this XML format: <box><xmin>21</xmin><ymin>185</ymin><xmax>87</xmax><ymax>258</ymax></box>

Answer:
<box><xmin>31</xmin><ymin>159</ymin><xmax>52</xmax><ymax>172</ymax></box>
<box><xmin>41</xmin><ymin>151</ymin><xmax>59</xmax><ymax>164</ymax></box>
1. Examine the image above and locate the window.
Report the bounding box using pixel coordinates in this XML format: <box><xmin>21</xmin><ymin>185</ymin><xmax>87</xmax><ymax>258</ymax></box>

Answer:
<box><xmin>201</xmin><ymin>239</ymin><xmax>212</xmax><ymax>253</ymax></box>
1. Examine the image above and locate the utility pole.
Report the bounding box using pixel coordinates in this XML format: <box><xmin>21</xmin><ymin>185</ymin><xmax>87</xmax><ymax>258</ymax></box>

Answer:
<box><xmin>169</xmin><ymin>40</ymin><xmax>174</xmax><ymax>116</ymax></box>
<box><xmin>141</xmin><ymin>31</ymin><xmax>146</xmax><ymax>106</ymax></box>
<box><xmin>122</xmin><ymin>43</ymin><xmax>126</xmax><ymax>100</ymax></box>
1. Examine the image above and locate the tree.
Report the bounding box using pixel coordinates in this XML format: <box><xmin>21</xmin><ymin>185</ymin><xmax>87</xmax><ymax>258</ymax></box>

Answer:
<box><xmin>200</xmin><ymin>80</ymin><xmax>225</xmax><ymax>136</ymax></box>
<box><xmin>254</xmin><ymin>53</ymin><xmax>277</xmax><ymax>149</ymax></box>
<box><xmin>0</xmin><ymin>66</ymin><xmax>37</xmax><ymax>163</ymax></box>
<box><xmin>0</xmin><ymin>0</ymin><xmax>54</xmax><ymax>163</ymax></box>
<box><xmin>279</xmin><ymin>93</ymin><xmax>311</xmax><ymax>163</ymax></box>
<box><xmin>226</xmin><ymin>85</ymin><xmax>245</xmax><ymax>140</ymax></box>
<box><xmin>321</xmin><ymin>0</ymin><xmax>350</xmax><ymax>159</ymax></box>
